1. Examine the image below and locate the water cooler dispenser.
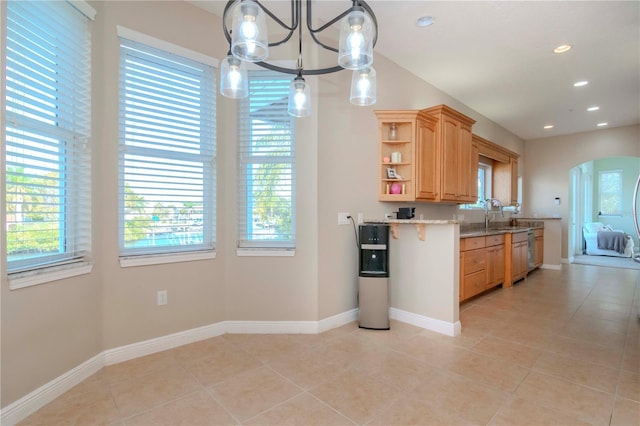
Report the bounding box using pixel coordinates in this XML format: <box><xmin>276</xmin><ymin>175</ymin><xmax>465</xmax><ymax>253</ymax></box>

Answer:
<box><xmin>358</xmin><ymin>223</ymin><xmax>390</xmax><ymax>330</ymax></box>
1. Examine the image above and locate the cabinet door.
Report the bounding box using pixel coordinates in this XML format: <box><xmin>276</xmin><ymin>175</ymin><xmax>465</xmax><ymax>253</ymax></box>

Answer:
<box><xmin>509</xmin><ymin>157</ymin><xmax>518</xmax><ymax>205</ymax></box>
<box><xmin>415</xmin><ymin>117</ymin><xmax>439</xmax><ymax>200</ymax></box>
<box><xmin>535</xmin><ymin>236</ymin><xmax>544</xmax><ymax>267</ymax></box>
<box><xmin>440</xmin><ymin>118</ymin><xmax>459</xmax><ymax>201</ymax></box>
<box><xmin>457</xmin><ymin>125</ymin><xmax>476</xmax><ymax>202</ymax></box>
<box><xmin>487</xmin><ymin>244</ymin><xmax>505</xmax><ymax>287</ymax></box>
<box><xmin>511</xmin><ymin>241</ymin><xmax>528</xmax><ymax>280</ymax></box>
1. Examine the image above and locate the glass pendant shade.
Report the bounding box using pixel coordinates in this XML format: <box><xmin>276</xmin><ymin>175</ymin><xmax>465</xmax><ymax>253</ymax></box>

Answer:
<box><xmin>220</xmin><ymin>55</ymin><xmax>249</xmax><ymax>98</ymax></box>
<box><xmin>350</xmin><ymin>67</ymin><xmax>376</xmax><ymax>106</ymax></box>
<box><xmin>287</xmin><ymin>75</ymin><xmax>311</xmax><ymax>117</ymax></box>
<box><xmin>338</xmin><ymin>9</ymin><xmax>375</xmax><ymax>70</ymax></box>
<box><xmin>231</xmin><ymin>0</ymin><xmax>268</xmax><ymax>62</ymax></box>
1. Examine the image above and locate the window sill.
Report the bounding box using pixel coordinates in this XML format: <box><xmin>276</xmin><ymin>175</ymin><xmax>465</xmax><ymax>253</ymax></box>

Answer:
<box><xmin>9</xmin><ymin>262</ymin><xmax>94</xmax><ymax>290</ymax></box>
<box><xmin>236</xmin><ymin>248</ymin><xmax>295</xmax><ymax>257</ymax></box>
<box><xmin>119</xmin><ymin>250</ymin><xmax>216</xmax><ymax>268</ymax></box>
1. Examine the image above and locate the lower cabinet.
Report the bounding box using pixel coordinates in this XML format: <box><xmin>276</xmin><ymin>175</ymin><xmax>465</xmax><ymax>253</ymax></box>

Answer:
<box><xmin>511</xmin><ymin>233</ymin><xmax>529</xmax><ymax>282</ymax></box>
<box><xmin>486</xmin><ymin>235</ymin><xmax>505</xmax><ymax>288</ymax></box>
<box><xmin>460</xmin><ymin>234</ymin><xmax>505</xmax><ymax>302</ymax></box>
<box><xmin>534</xmin><ymin>228</ymin><xmax>544</xmax><ymax>268</ymax></box>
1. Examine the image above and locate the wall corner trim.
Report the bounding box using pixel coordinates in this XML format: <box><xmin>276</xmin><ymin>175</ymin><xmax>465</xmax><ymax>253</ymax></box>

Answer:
<box><xmin>389</xmin><ymin>307</ymin><xmax>461</xmax><ymax>336</ymax></box>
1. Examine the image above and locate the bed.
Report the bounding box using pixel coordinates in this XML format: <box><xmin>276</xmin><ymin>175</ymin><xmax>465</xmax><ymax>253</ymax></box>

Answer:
<box><xmin>583</xmin><ymin>222</ymin><xmax>635</xmax><ymax>258</ymax></box>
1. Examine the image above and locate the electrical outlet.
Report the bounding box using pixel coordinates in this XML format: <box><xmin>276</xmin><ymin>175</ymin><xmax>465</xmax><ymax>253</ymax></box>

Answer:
<box><xmin>384</xmin><ymin>212</ymin><xmax>394</xmax><ymax>220</ymax></box>
<box><xmin>338</xmin><ymin>212</ymin><xmax>350</xmax><ymax>225</ymax></box>
<box><xmin>157</xmin><ymin>290</ymin><xmax>168</xmax><ymax>306</ymax></box>
<box><xmin>357</xmin><ymin>213</ymin><xmax>364</xmax><ymax>224</ymax></box>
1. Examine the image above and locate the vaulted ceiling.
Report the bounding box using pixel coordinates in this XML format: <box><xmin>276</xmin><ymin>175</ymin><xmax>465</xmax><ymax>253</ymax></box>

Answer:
<box><xmin>191</xmin><ymin>1</ymin><xmax>640</xmax><ymax>141</ymax></box>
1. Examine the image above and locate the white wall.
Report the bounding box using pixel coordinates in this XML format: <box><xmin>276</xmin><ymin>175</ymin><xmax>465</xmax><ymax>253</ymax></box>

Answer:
<box><xmin>524</xmin><ymin>125</ymin><xmax>640</xmax><ymax>258</ymax></box>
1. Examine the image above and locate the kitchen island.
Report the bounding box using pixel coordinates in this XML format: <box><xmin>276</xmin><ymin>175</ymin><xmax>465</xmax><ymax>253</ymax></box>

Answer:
<box><xmin>368</xmin><ymin>219</ymin><xmax>461</xmax><ymax>337</ymax></box>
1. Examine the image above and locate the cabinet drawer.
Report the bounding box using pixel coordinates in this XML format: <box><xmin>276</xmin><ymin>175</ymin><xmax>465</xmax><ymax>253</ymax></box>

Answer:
<box><xmin>463</xmin><ymin>270</ymin><xmax>487</xmax><ymax>299</ymax></box>
<box><xmin>463</xmin><ymin>248</ymin><xmax>486</xmax><ymax>274</ymax></box>
<box><xmin>512</xmin><ymin>231</ymin><xmax>528</xmax><ymax>243</ymax></box>
<box><xmin>461</xmin><ymin>236</ymin><xmax>486</xmax><ymax>251</ymax></box>
<box><xmin>486</xmin><ymin>234</ymin><xmax>505</xmax><ymax>246</ymax></box>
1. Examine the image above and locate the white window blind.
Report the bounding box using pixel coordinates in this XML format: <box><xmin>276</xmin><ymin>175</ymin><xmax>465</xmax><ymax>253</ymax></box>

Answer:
<box><xmin>238</xmin><ymin>71</ymin><xmax>295</xmax><ymax>249</ymax></box>
<box><xmin>5</xmin><ymin>0</ymin><xmax>93</xmax><ymax>274</ymax></box>
<box><xmin>118</xmin><ymin>38</ymin><xmax>216</xmax><ymax>257</ymax></box>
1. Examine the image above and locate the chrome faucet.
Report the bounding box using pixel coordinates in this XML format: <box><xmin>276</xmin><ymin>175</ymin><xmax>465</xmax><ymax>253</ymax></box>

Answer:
<box><xmin>484</xmin><ymin>198</ymin><xmax>504</xmax><ymax>229</ymax></box>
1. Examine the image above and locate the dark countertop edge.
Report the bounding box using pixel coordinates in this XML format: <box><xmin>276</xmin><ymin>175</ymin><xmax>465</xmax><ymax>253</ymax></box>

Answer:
<box><xmin>517</xmin><ymin>217</ymin><xmax>562</xmax><ymax>220</ymax></box>
<box><xmin>460</xmin><ymin>226</ymin><xmax>543</xmax><ymax>238</ymax></box>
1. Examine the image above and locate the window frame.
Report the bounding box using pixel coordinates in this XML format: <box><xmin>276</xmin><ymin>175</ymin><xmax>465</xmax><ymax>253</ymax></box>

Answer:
<box><xmin>598</xmin><ymin>169</ymin><xmax>623</xmax><ymax>217</ymax></box>
<box><xmin>116</xmin><ymin>27</ymin><xmax>218</xmax><ymax>267</ymax></box>
<box><xmin>236</xmin><ymin>70</ymin><xmax>296</xmax><ymax>256</ymax></box>
<box><xmin>460</xmin><ymin>161</ymin><xmax>492</xmax><ymax>209</ymax></box>
<box><xmin>4</xmin><ymin>0</ymin><xmax>95</xmax><ymax>289</ymax></box>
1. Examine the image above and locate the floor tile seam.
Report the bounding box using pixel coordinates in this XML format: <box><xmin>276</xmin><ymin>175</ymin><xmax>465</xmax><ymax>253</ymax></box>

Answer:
<box><xmin>260</xmin><ymin>361</ymin><xmax>316</xmax><ymax>392</ymax></box>
<box><xmin>115</xmin><ymin>388</ymin><xmax>208</xmax><ymax>424</ymax></box>
<box><xmin>545</xmin><ymin>330</ymin><xmax>627</xmax><ymax>356</ymax></box>
<box><xmin>512</xmin><ymin>372</ymin><xmax>615</xmax><ymax>426</ymax></box>
<box><xmin>465</xmin><ymin>345</ymin><xmax>543</xmax><ymax>370</ymax></box>
<box><xmin>200</xmin><ymin>383</ymin><xmax>244</xmax><ymax>425</ymax></box>
<box><xmin>301</xmin><ymin>391</ymin><xmax>360</xmax><ymax>426</ymax></box>
<box><xmin>525</xmin><ymin>367</ymin><xmax>620</xmax><ymax>399</ymax></box>
<box><xmin>535</xmin><ymin>345</ymin><xmax>623</xmax><ymax>373</ymax></box>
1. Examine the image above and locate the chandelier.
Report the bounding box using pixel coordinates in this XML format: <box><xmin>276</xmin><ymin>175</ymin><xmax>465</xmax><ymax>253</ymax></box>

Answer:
<box><xmin>219</xmin><ymin>0</ymin><xmax>378</xmax><ymax>117</ymax></box>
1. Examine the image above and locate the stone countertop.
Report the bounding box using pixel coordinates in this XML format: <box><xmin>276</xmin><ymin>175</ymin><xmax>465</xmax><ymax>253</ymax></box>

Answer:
<box><xmin>460</xmin><ymin>226</ymin><xmax>543</xmax><ymax>238</ymax></box>
<box><xmin>366</xmin><ymin>219</ymin><xmax>459</xmax><ymax>225</ymax></box>
<box><xmin>517</xmin><ymin>217</ymin><xmax>562</xmax><ymax>220</ymax></box>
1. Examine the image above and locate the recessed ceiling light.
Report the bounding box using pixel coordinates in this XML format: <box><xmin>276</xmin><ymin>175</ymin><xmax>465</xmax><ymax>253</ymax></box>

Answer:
<box><xmin>416</xmin><ymin>16</ymin><xmax>435</xmax><ymax>27</ymax></box>
<box><xmin>553</xmin><ymin>44</ymin><xmax>572</xmax><ymax>54</ymax></box>
<box><xmin>573</xmin><ymin>81</ymin><xmax>589</xmax><ymax>87</ymax></box>
<box><xmin>587</xmin><ymin>106</ymin><xmax>600</xmax><ymax>112</ymax></box>
<box><xmin>597</xmin><ymin>122</ymin><xmax>608</xmax><ymax>127</ymax></box>
<box><xmin>543</xmin><ymin>125</ymin><xmax>554</xmax><ymax>129</ymax></box>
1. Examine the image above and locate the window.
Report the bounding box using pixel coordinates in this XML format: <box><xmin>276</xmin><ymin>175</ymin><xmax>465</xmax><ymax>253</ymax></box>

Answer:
<box><xmin>598</xmin><ymin>170</ymin><xmax>622</xmax><ymax>216</ymax></box>
<box><xmin>4</xmin><ymin>0</ymin><xmax>94</xmax><ymax>280</ymax></box>
<box><xmin>237</xmin><ymin>71</ymin><xmax>295</xmax><ymax>252</ymax></box>
<box><xmin>461</xmin><ymin>162</ymin><xmax>492</xmax><ymax>209</ymax></box>
<box><xmin>118</xmin><ymin>36</ymin><xmax>216</xmax><ymax>261</ymax></box>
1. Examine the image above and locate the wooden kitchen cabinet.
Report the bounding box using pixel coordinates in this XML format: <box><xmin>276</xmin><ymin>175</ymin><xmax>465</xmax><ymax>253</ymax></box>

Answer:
<box><xmin>510</xmin><ymin>232</ymin><xmax>529</xmax><ymax>283</ymax></box>
<box><xmin>486</xmin><ymin>234</ymin><xmax>505</xmax><ymax>288</ymax></box>
<box><xmin>460</xmin><ymin>236</ymin><xmax>487</xmax><ymax>301</ymax></box>
<box><xmin>473</xmin><ymin>134</ymin><xmax>520</xmax><ymax>206</ymax></box>
<box><xmin>493</xmin><ymin>156</ymin><xmax>519</xmax><ymax>206</ymax></box>
<box><xmin>375</xmin><ymin>110</ymin><xmax>438</xmax><ymax>202</ymax></box>
<box><xmin>534</xmin><ymin>228</ymin><xmax>544</xmax><ymax>268</ymax></box>
<box><xmin>421</xmin><ymin>105</ymin><xmax>477</xmax><ymax>203</ymax></box>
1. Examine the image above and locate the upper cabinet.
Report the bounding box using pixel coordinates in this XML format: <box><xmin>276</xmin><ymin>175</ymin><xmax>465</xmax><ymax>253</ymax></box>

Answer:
<box><xmin>375</xmin><ymin>111</ymin><xmax>433</xmax><ymax>202</ymax></box>
<box><xmin>473</xmin><ymin>134</ymin><xmax>520</xmax><ymax>206</ymax></box>
<box><xmin>376</xmin><ymin>105</ymin><xmax>477</xmax><ymax>203</ymax></box>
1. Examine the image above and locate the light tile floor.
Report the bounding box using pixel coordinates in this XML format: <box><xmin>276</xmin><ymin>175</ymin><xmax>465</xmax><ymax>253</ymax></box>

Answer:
<box><xmin>19</xmin><ymin>264</ymin><xmax>640</xmax><ymax>425</ymax></box>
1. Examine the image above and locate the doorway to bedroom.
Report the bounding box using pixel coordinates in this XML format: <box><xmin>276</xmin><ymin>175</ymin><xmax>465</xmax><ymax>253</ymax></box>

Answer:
<box><xmin>569</xmin><ymin>156</ymin><xmax>640</xmax><ymax>269</ymax></box>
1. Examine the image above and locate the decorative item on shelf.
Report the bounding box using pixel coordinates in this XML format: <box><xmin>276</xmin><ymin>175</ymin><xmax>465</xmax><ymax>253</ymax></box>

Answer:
<box><xmin>219</xmin><ymin>0</ymin><xmax>379</xmax><ymax>117</ymax></box>
<box><xmin>391</xmin><ymin>151</ymin><xmax>401</xmax><ymax>163</ymax></box>
<box><xmin>389</xmin><ymin>122</ymin><xmax>398</xmax><ymax>140</ymax></box>
<box><xmin>386</xmin><ymin>168</ymin><xmax>399</xmax><ymax>179</ymax></box>
<box><xmin>390</xmin><ymin>183</ymin><xmax>402</xmax><ymax>194</ymax></box>
<box><xmin>383</xmin><ymin>156</ymin><xmax>390</xmax><ymax>163</ymax></box>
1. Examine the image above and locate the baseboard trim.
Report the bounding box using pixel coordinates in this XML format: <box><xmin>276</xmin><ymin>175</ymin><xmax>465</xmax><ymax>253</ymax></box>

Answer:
<box><xmin>390</xmin><ymin>307</ymin><xmax>461</xmax><ymax>336</ymax></box>
<box><xmin>1</xmin><ymin>312</ymin><xmax>357</xmax><ymax>425</ymax></box>
<box><xmin>318</xmin><ymin>308</ymin><xmax>358</xmax><ymax>333</ymax></box>
<box><xmin>104</xmin><ymin>321</ymin><xmax>227</xmax><ymax>365</ymax></box>
<box><xmin>541</xmin><ymin>263</ymin><xmax>563</xmax><ymax>270</ymax></box>
<box><xmin>225</xmin><ymin>320</ymin><xmax>318</xmax><ymax>334</ymax></box>
<box><xmin>0</xmin><ymin>353</ymin><xmax>104</xmax><ymax>426</ymax></box>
